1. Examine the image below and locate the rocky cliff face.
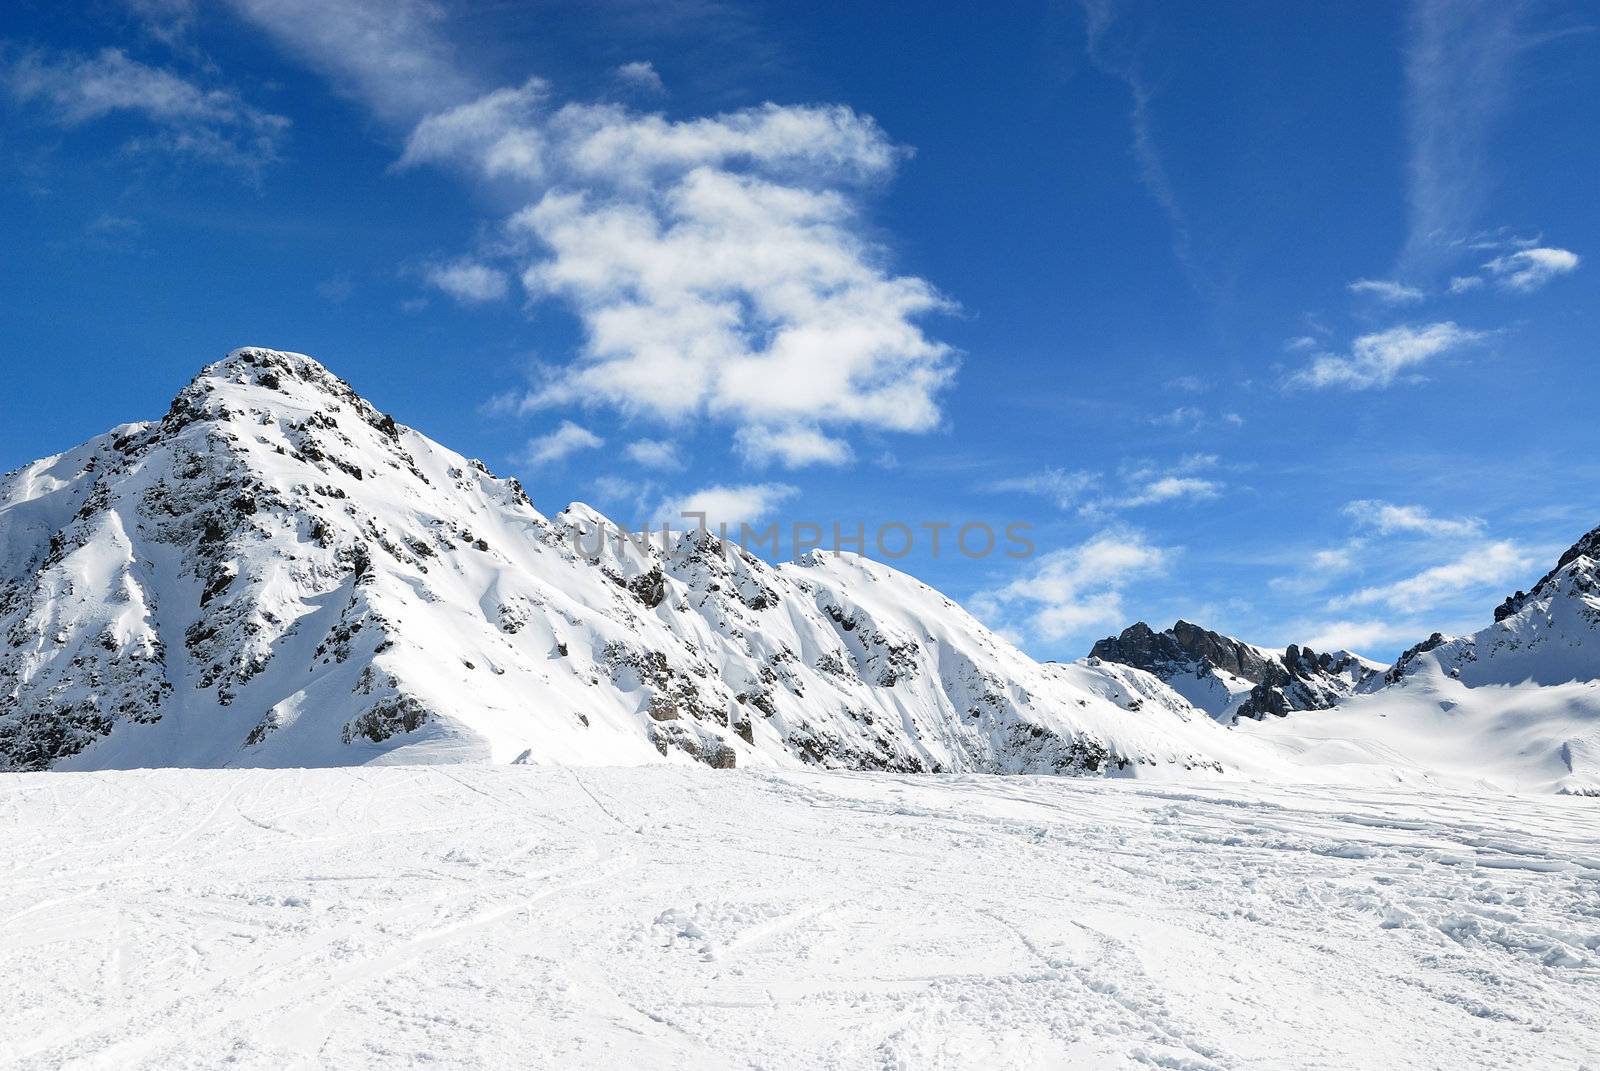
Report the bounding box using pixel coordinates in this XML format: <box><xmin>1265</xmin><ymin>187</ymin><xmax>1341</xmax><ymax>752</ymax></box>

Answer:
<box><xmin>1090</xmin><ymin>620</ymin><xmax>1276</xmax><ymax>683</ymax></box>
<box><xmin>1232</xmin><ymin>645</ymin><xmax>1383</xmax><ymax>720</ymax></box>
<box><xmin>1090</xmin><ymin>621</ymin><xmax>1383</xmax><ymax>722</ymax></box>
<box><xmin>0</xmin><ymin>348</ymin><xmax>1238</xmax><ymax>775</ymax></box>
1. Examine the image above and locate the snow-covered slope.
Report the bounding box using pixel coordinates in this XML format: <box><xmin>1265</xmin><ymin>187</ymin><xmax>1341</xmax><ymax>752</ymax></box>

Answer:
<box><xmin>1238</xmin><ymin>524</ymin><xmax>1600</xmax><ymax>795</ymax></box>
<box><xmin>0</xmin><ymin>348</ymin><xmax>1246</xmax><ymax>776</ymax></box>
<box><xmin>1090</xmin><ymin>620</ymin><xmax>1385</xmax><ymax>721</ymax></box>
<box><xmin>4</xmin><ymin>765</ymin><xmax>1596</xmax><ymax>1069</ymax></box>
<box><xmin>1389</xmin><ymin>523</ymin><xmax>1600</xmax><ymax>688</ymax></box>
<box><xmin>1238</xmin><ymin>672</ymin><xmax>1600</xmax><ymax>795</ymax></box>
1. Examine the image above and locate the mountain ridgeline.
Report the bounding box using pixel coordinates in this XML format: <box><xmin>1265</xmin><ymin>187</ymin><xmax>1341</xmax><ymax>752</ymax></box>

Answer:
<box><xmin>0</xmin><ymin>349</ymin><xmax>1230</xmax><ymax>775</ymax></box>
<box><xmin>1088</xmin><ymin>621</ymin><xmax>1384</xmax><ymax>722</ymax></box>
<box><xmin>2</xmin><ymin>348</ymin><xmax>1598</xmax><ymax>790</ymax></box>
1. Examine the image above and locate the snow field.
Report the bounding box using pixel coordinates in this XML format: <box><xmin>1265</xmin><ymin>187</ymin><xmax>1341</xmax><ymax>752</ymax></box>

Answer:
<box><xmin>1</xmin><ymin>765</ymin><xmax>1596</xmax><ymax>1069</ymax></box>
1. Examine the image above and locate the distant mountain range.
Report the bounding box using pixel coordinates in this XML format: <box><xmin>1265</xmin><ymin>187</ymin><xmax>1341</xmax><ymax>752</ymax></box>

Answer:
<box><xmin>3</xmin><ymin>349</ymin><xmax>1597</xmax><ymax>792</ymax></box>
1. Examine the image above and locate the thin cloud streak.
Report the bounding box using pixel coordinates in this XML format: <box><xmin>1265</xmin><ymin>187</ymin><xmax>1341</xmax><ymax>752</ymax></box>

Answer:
<box><xmin>1400</xmin><ymin>0</ymin><xmax>1523</xmax><ymax>275</ymax></box>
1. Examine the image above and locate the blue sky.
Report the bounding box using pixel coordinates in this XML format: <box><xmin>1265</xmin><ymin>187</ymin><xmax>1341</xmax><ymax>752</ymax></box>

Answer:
<box><xmin>3</xmin><ymin>0</ymin><xmax>1598</xmax><ymax>662</ymax></box>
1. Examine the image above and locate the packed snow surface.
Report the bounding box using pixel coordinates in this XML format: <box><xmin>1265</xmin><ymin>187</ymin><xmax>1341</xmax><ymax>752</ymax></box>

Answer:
<box><xmin>2</xmin><ymin>765</ymin><xmax>1596</xmax><ymax>1070</ymax></box>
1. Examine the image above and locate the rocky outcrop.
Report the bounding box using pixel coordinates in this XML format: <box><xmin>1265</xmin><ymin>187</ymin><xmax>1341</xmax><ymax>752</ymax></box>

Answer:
<box><xmin>1091</xmin><ymin>620</ymin><xmax>1277</xmax><ymax>685</ymax></box>
<box><xmin>1235</xmin><ymin>645</ymin><xmax>1382</xmax><ymax>720</ymax></box>
<box><xmin>1091</xmin><ymin>621</ymin><xmax>1383</xmax><ymax>722</ymax></box>
<box><xmin>1385</xmin><ymin>633</ymin><xmax>1448</xmax><ymax>685</ymax></box>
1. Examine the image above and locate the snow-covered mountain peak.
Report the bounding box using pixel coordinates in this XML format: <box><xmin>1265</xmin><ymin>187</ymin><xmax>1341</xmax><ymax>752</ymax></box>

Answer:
<box><xmin>0</xmin><ymin>348</ymin><xmax>1256</xmax><ymax>777</ymax></box>
<box><xmin>183</xmin><ymin>346</ymin><xmax>401</xmax><ymax>418</ymax></box>
<box><xmin>1390</xmin><ymin>524</ymin><xmax>1600</xmax><ymax>688</ymax></box>
<box><xmin>1492</xmin><ymin>523</ymin><xmax>1600</xmax><ymax>624</ymax></box>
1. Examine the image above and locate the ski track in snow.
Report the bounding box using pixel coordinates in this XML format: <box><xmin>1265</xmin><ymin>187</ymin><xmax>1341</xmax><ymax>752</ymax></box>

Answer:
<box><xmin>0</xmin><ymin>767</ymin><xmax>1596</xmax><ymax>1070</ymax></box>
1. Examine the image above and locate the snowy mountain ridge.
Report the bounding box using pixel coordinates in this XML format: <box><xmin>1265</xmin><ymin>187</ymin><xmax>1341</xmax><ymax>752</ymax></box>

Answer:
<box><xmin>1386</xmin><ymin>525</ymin><xmax>1600</xmax><ymax>688</ymax></box>
<box><xmin>2</xmin><ymin>348</ymin><xmax>1598</xmax><ymax>793</ymax></box>
<box><xmin>1083</xmin><ymin>533</ymin><xmax>1600</xmax><ymax>792</ymax></box>
<box><xmin>0</xmin><ymin>348</ymin><xmax>1242</xmax><ymax>776</ymax></box>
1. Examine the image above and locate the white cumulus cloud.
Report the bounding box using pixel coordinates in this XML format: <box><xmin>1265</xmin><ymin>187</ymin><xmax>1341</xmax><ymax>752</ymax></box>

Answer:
<box><xmin>218</xmin><ymin>0</ymin><xmax>956</xmax><ymax>463</ymax></box>
<box><xmin>734</xmin><ymin>425</ymin><xmax>852</xmax><ymax>469</ymax></box>
<box><xmin>972</xmin><ymin>529</ymin><xmax>1172</xmax><ymax>643</ymax></box>
<box><xmin>504</xmin><ymin>164</ymin><xmax>953</xmax><ymax>437</ymax></box>
<box><xmin>521</xmin><ymin>420</ymin><xmax>603</xmax><ymax>466</ymax></box>
<box><xmin>612</xmin><ymin>61</ymin><xmax>664</xmax><ymax>95</ymax></box>
<box><xmin>624</xmin><ymin>439</ymin><xmax>684</xmax><ymax>471</ymax></box>
<box><xmin>397</xmin><ymin>86</ymin><xmax>950</xmax><ymax>457</ymax></box>
<box><xmin>425</xmin><ymin>260</ymin><xmax>510</xmax><ymax>304</ymax></box>
<box><xmin>398</xmin><ymin>77</ymin><xmax>548</xmax><ymax>181</ymax></box>
<box><xmin>660</xmin><ymin>482</ymin><xmax>798</xmax><ymax>530</ymax></box>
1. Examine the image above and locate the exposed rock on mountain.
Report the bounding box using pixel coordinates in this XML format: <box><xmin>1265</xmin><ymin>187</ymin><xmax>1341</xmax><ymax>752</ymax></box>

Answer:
<box><xmin>0</xmin><ymin>348</ymin><xmax>1239</xmax><ymax>775</ymax></box>
<box><xmin>1090</xmin><ymin>620</ymin><xmax>1275</xmax><ymax>683</ymax></box>
<box><xmin>1233</xmin><ymin>645</ymin><xmax>1384</xmax><ymax>720</ymax></box>
<box><xmin>1090</xmin><ymin>621</ymin><xmax>1383</xmax><ymax>722</ymax></box>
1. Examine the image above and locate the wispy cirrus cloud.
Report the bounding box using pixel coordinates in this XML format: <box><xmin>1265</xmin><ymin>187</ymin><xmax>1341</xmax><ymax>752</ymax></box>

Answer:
<box><xmin>1296</xmin><ymin>618</ymin><xmax>1426</xmax><ymax>657</ymax></box>
<box><xmin>1342</xmin><ymin>499</ymin><xmax>1485</xmax><ymax>539</ymax></box>
<box><xmin>1348</xmin><ymin>278</ymin><xmax>1426</xmax><ymax>304</ymax></box>
<box><xmin>1150</xmin><ymin>406</ymin><xmax>1205</xmax><ymax>430</ymax></box>
<box><xmin>1396</xmin><ymin>0</ymin><xmax>1588</xmax><ymax>280</ymax></box>
<box><xmin>219</xmin><ymin>0</ymin><xmax>476</xmax><ymax>122</ymax></box>
<box><xmin>1330</xmin><ymin>539</ymin><xmax>1532</xmax><ymax>614</ymax></box>
<box><xmin>125</xmin><ymin>0</ymin><xmax>199</xmax><ymax>46</ymax></box>
<box><xmin>1078</xmin><ymin>0</ymin><xmax>1202</xmax><ymax>293</ymax></box>
<box><xmin>1</xmin><ymin>45</ymin><xmax>288</xmax><ymax>171</ymax></box>
<box><xmin>986</xmin><ymin>469</ymin><xmax>1096</xmax><ymax>510</ymax></box>
<box><xmin>1287</xmin><ymin>321</ymin><xmax>1484</xmax><ymax>390</ymax></box>
<box><xmin>1111</xmin><ymin>475</ymin><xmax>1220</xmax><ymax>510</ymax></box>
<box><xmin>1273</xmin><ymin>494</ymin><xmax>1540</xmax><ymax>657</ymax></box>
<box><xmin>989</xmin><ymin>455</ymin><xmax>1223</xmax><ymax>515</ymax></box>
<box><xmin>1150</xmin><ymin>406</ymin><xmax>1244</xmax><ymax>432</ymax></box>
<box><xmin>1399</xmin><ymin>0</ymin><xmax>1524</xmax><ymax>275</ymax></box>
